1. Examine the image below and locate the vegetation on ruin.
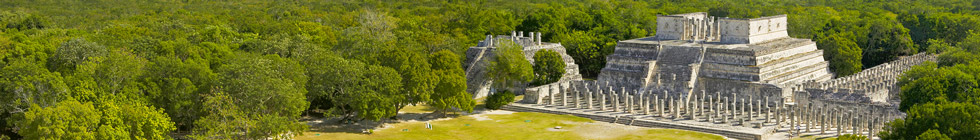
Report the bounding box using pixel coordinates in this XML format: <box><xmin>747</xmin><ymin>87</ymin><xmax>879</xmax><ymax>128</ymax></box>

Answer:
<box><xmin>0</xmin><ymin>0</ymin><xmax>979</xmax><ymax>139</ymax></box>
<box><xmin>531</xmin><ymin>50</ymin><xmax>566</xmax><ymax>86</ymax></box>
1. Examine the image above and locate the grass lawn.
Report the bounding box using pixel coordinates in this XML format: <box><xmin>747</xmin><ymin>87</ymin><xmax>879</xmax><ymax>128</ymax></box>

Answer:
<box><xmin>297</xmin><ymin>111</ymin><xmax>725</xmax><ymax>140</ymax></box>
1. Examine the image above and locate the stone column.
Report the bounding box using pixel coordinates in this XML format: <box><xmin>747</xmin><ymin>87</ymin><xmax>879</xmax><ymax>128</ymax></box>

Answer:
<box><xmin>674</xmin><ymin>99</ymin><xmax>681</xmax><ymax>119</ymax></box>
<box><xmin>574</xmin><ymin>87</ymin><xmax>580</xmax><ymax>108</ymax></box>
<box><xmin>834</xmin><ymin>110</ymin><xmax>844</xmax><ymax>137</ymax></box>
<box><xmin>745</xmin><ymin>95</ymin><xmax>753</xmax><ymax>120</ymax></box>
<box><xmin>612</xmin><ymin>92</ymin><xmax>619</xmax><ymax>112</ymax></box>
<box><xmin>820</xmin><ymin>114</ymin><xmax>826</xmax><ymax>134</ymax></box>
<box><xmin>659</xmin><ymin>98</ymin><xmax>665</xmax><ymax>117</ymax></box>
<box><xmin>548</xmin><ymin>85</ymin><xmax>555</xmax><ymax>105</ymax></box>
<box><xmin>558</xmin><ymin>84</ymin><xmax>568</xmax><ymax>107</ymax></box>
<box><xmin>596</xmin><ymin>89</ymin><xmax>606</xmax><ymax>111</ymax></box>
<box><xmin>868</xmin><ymin>118</ymin><xmax>875</xmax><ymax>139</ymax></box>
<box><xmin>794</xmin><ymin>106</ymin><xmax>800</xmax><ymax>135</ymax></box>
<box><xmin>627</xmin><ymin>94</ymin><xmax>633</xmax><ymax>113</ymax></box>
<box><xmin>748</xmin><ymin>99</ymin><xmax>754</xmax><ymax>121</ymax></box>
<box><xmin>655</xmin><ymin>95</ymin><xmax>662</xmax><ymax>116</ymax></box>
<box><xmin>852</xmin><ymin>115</ymin><xmax>858</xmax><ymax>135</ymax></box>
<box><xmin>765</xmin><ymin>107</ymin><xmax>771</xmax><ymax>124</ymax></box>
<box><xmin>757</xmin><ymin>100</ymin><xmax>763</xmax><ymax>120</ymax></box>
<box><xmin>708</xmin><ymin>95</ymin><xmax>714</xmax><ymax>118</ymax></box>
<box><xmin>587</xmin><ymin>88</ymin><xmax>593</xmax><ymax>109</ymax></box>
<box><xmin>689</xmin><ymin>101</ymin><xmax>696</xmax><ymax>120</ymax></box>
<box><xmin>722</xmin><ymin>97</ymin><xmax>729</xmax><ymax>123</ymax></box>
<box><xmin>806</xmin><ymin>105</ymin><xmax>811</xmax><ymax>133</ymax></box>
<box><xmin>732</xmin><ymin>97</ymin><xmax>745</xmax><ymax>122</ymax></box>
<box><xmin>775</xmin><ymin>105</ymin><xmax>781</xmax><ymax>129</ymax></box>
<box><xmin>643</xmin><ymin>92</ymin><xmax>650</xmax><ymax>115</ymax></box>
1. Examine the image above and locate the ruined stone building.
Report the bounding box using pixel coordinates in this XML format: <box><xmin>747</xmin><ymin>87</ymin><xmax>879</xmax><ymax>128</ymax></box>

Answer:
<box><xmin>598</xmin><ymin>12</ymin><xmax>832</xmax><ymax>102</ymax></box>
<box><xmin>483</xmin><ymin>12</ymin><xmax>937</xmax><ymax>140</ymax></box>
<box><xmin>463</xmin><ymin>31</ymin><xmax>583</xmax><ymax>98</ymax></box>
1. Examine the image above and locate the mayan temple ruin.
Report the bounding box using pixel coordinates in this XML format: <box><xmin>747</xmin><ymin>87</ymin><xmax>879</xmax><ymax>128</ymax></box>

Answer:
<box><xmin>463</xmin><ymin>12</ymin><xmax>938</xmax><ymax>140</ymax></box>
<box><xmin>463</xmin><ymin>31</ymin><xmax>583</xmax><ymax>98</ymax></box>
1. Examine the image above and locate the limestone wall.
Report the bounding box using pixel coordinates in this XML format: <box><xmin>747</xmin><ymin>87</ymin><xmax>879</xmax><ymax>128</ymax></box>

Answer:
<box><xmin>718</xmin><ymin>15</ymin><xmax>790</xmax><ymax>44</ymax></box>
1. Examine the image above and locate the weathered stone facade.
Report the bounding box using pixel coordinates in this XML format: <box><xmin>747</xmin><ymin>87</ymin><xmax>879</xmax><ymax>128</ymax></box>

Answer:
<box><xmin>598</xmin><ymin>12</ymin><xmax>832</xmax><ymax>103</ymax></box>
<box><xmin>463</xmin><ymin>31</ymin><xmax>583</xmax><ymax>98</ymax></box>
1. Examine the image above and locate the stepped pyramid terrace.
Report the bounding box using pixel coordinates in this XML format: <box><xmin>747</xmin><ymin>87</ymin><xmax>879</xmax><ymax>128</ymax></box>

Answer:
<box><xmin>462</xmin><ymin>12</ymin><xmax>938</xmax><ymax>140</ymax></box>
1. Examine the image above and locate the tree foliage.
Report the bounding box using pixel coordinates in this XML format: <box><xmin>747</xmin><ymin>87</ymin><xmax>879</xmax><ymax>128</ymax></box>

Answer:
<box><xmin>429</xmin><ymin>50</ymin><xmax>476</xmax><ymax>113</ymax></box>
<box><xmin>880</xmin><ymin>102</ymin><xmax>980</xmax><ymax>140</ymax></box>
<box><xmin>817</xmin><ymin>34</ymin><xmax>863</xmax><ymax>77</ymax></box>
<box><xmin>484</xmin><ymin>91</ymin><xmax>516</xmax><ymax>110</ymax></box>
<box><xmin>3</xmin><ymin>0</ymin><xmax>980</xmax><ymax>139</ymax></box>
<box><xmin>531</xmin><ymin>49</ymin><xmax>566</xmax><ymax>86</ymax></box>
<box><xmin>487</xmin><ymin>40</ymin><xmax>533</xmax><ymax>90</ymax></box>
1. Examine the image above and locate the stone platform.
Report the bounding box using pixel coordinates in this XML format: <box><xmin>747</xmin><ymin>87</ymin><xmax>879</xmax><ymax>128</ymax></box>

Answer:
<box><xmin>502</xmin><ymin>103</ymin><xmax>776</xmax><ymax>140</ymax></box>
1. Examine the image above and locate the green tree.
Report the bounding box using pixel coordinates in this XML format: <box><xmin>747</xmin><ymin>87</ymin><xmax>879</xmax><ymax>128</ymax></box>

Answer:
<box><xmin>300</xmin><ymin>53</ymin><xmax>402</xmax><ymax>122</ymax></box>
<box><xmin>487</xmin><ymin>40</ymin><xmax>533</xmax><ymax>91</ymax></box>
<box><xmin>429</xmin><ymin>50</ymin><xmax>476</xmax><ymax>114</ymax></box>
<box><xmin>378</xmin><ymin>50</ymin><xmax>436</xmax><ymax>117</ymax></box>
<box><xmin>556</xmin><ymin>30</ymin><xmax>607</xmax><ymax>78</ymax></box>
<box><xmin>15</xmin><ymin>100</ymin><xmax>100</xmax><ymax>140</ymax></box>
<box><xmin>196</xmin><ymin>52</ymin><xmax>309</xmax><ymax>139</ymax></box>
<box><xmin>68</xmin><ymin>49</ymin><xmax>148</xmax><ymax>103</ymax></box>
<box><xmin>531</xmin><ymin>49</ymin><xmax>566</xmax><ymax>85</ymax></box>
<box><xmin>897</xmin><ymin>62</ymin><xmax>980</xmax><ymax>111</ymax></box>
<box><xmin>817</xmin><ymin>34</ymin><xmax>863</xmax><ymax>77</ymax></box>
<box><xmin>879</xmin><ymin>102</ymin><xmax>980</xmax><ymax>140</ymax></box>
<box><xmin>484</xmin><ymin>90</ymin><xmax>516</xmax><ymax>110</ymax></box>
<box><xmin>917</xmin><ymin>129</ymin><xmax>952</xmax><ymax>140</ymax></box>
<box><xmin>0</xmin><ymin>59</ymin><xmax>70</xmax><ymax>116</ymax></box>
<box><xmin>47</xmin><ymin>38</ymin><xmax>107</xmax><ymax>73</ymax></box>
<box><xmin>95</xmin><ymin>101</ymin><xmax>176</xmax><ymax>140</ymax></box>
<box><xmin>0</xmin><ymin>59</ymin><xmax>70</xmax><ymax>139</ymax></box>
<box><xmin>863</xmin><ymin>18</ymin><xmax>917</xmax><ymax>68</ymax></box>
<box><xmin>352</xmin><ymin>65</ymin><xmax>403</xmax><ymax>121</ymax></box>
<box><xmin>141</xmin><ymin>56</ymin><xmax>216</xmax><ymax>130</ymax></box>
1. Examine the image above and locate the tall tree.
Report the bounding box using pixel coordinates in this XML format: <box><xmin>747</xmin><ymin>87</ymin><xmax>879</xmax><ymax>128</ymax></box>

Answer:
<box><xmin>879</xmin><ymin>102</ymin><xmax>980</xmax><ymax>140</ymax></box>
<box><xmin>486</xmin><ymin>40</ymin><xmax>533</xmax><ymax>91</ymax></box>
<box><xmin>429</xmin><ymin>50</ymin><xmax>476</xmax><ymax>114</ymax></box>
<box><xmin>531</xmin><ymin>49</ymin><xmax>566</xmax><ymax>85</ymax></box>
<box><xmin>817</xmin><ymin>34</ymin><xmax>863</xmax><ymax>77</ymax></box>
<box><xmin>15</xmin><ymin>100</ymin><xmax>100</xmax><ymax>140</ymax></box>
<box><xmin>863</xmin><ymin>18</ymin><xmax>917</xmax><ymax>67</ymax></box>
<box><xmin>194</xmin><ymin>52</ymin><xmax>309</xmax><ymax>139</ymax></box>
<box><xmin>378</xmin><ymin>50</ymin><xmax>436</xmax><ymax>117</ymax></box>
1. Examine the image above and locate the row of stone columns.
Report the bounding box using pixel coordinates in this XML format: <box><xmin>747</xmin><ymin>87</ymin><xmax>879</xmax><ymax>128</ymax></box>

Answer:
<box><xmin>534</xmin><ymin>84</ymin><xmax>895</xmax><ymax>139</ymax></box>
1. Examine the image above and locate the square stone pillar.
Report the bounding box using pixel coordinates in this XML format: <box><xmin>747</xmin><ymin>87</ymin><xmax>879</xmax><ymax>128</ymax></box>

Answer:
<box><xmin>659</xmin><ymin>98</ymin><xmax>665</xmax><ymax>117</ymax></box>
<box><xmin>708</xmin><ymin>95</ymin><xmax>714</xmax><ymax>118</ymax></box>
<box><xmin>574</xmin><ymin>88</ymin><xmax>580</xmax><ymax>108</ymax></box>
<box><xmin>600</xmin><ymin>91</ymin><xmax>606</xmax><ymax>111</ymax></box>
<box><xmin>548</xmin><ymin>85</ymin><xmax>555</xmax><ymax>105</ymax></box>
<box><xmin>643</xmin><ymin>92</ymin><xmax>650</xmax><ymax>115</ymax></box>
<box><xmin>689</xmin><ymin>101</ymin><xmax>696</xmax><ymax>120</ymax></box>
<box><xmin>673</xmin><ymin>99</ymin><xmax>681</xmax><ymax>119</ymax></box>
<box><xmin>627</xmin><ymin>95</ymin><xmax>633</xmax><ymax>113</ymax></box>
<box><xmin>775</xmin><ymin>106</ymin><xmax>781</xmax><ymax>129</ymax></box>
<box><xmin>612</xmin><ymin>93</ymin><xmax>619</xmax><ymax>112</ymax></box>
<box><xmin>748</xmin><ymin>100</ymin><xmax>754</xmax><ymax>121</ymax></box>
<box><xmin>765</xmin><ymin>107</ymin><xmax>771</xmax><ymax>123</ymax></box>
<box><xmin>587</xmin><ymin>88</ymin><xmax>593</xmax><ymax>109</ymax></box>
<box><xmin>561</xmin><ymin>84</ymin><xmax>567</xmax><ymax>107</ymax></box>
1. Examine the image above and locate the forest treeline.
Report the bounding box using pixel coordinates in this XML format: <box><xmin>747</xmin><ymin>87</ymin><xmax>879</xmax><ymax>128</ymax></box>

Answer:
<box><xmin>1</xmin><ymin>0</ymin><xmax>979</xmax><ymax>139</ymax></box>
